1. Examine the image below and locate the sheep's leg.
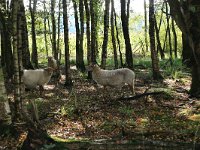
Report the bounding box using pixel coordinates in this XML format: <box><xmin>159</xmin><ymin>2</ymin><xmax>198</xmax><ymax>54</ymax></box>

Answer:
<box><xmin>132</xmin><ymin>79</ymin><xmax>135</xmax><ymax>95</ymax></box>
<box><xmin>128</xmin><ymin>81</ymin><xmax>135</xmax><ymax>95</ymax></box>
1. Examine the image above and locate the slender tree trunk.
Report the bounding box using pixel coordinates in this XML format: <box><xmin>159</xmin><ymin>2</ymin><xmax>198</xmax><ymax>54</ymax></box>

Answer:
<box><xmin>111</xmin><ymin>0</ymin><xmax>118</xmax><ymax>69</ymax></box>
<box><xmin>120</xmin><ymin>0</ymin><xmax>133</xmax><ymax>69</ymax></box>
<box><xmin>149</xmin><ymin>0</ymin><xmax>162</xmax><ymax>80</ymax></box>
<box><xmin>57</xmin><ymin>0</ymin><xmax>61</xmax><ymax>61</ymax></box>
<box><xmin>165</xmin><ymin>1</ymin><xmax>173</xmax><ymax>65</ymax></box>
<box><xmin>84</xmin><ymin>0</ymin><xmax>91</xmax><ymax>63</ymax></box>
<box><xmin>84</xmin><ymin>0</ymin><xmax>92</xmax><ymax>79</ymax></box>
<box><xmin>18</xmin><ymin>0</ymin><xmax>33</xmax><ymax>69</ymax></box>
<box><xmin>101</xmin><ymin>0</ymin><xmax>110</xmax><ymax>69</ymax></box>
<box><xmin>79</xmin><ymin>0</ymin><xmax>86</xmax><ymax>72</ymax></box>
<box><xmin>18</xmin><ymin>0</ymin><xmax>25</xmax><ymax>103</ymax></box>
<box><xmin>144</xmin><ymin>0</ymin><xmax>148</xmax><ymax>52</ymax></box>
<box><xmin>90</xmin><ymin>0</ymin><xmax>96</xmax><ymax>63</ymax></box>
<box><xmin>51</xmin><ymin>0</ymin><xmax>57</xmax><ymax>60</ymax></box>
<box><xmin>171</xmin><ymin>19</ymin><xmax>177</xmax><ymax>58</ymax></box>
<box><xmin>47</xmin><ymin>14</ymin><xmax>52</xmax><ymax>46</ymax></box>
<box><xmin>29</xmin><ymin>0</ymin><xmax>38</xmax><ymax>68</ymax></box>
<box><xmin>154</xmin><ymin>15</ymin><xmax>165</xmax><ymax>59</ymax></box>
<box><xmin>114</xmin><ymin>10</ymin><xmax>123</xmax><ymax>67</ymax></box>
<box><xmin>72</xmin><ymin>0</ymin><xmax>80</xmax><ymax>62</ymax></box>
<box><xmin>63</xmin><ymin>0</ymin><xmax>73</xmax><ymax>87</ymax></box>
<box><xmin>43</xmin><ymin>0</ymin><xmax>48</xmax><ymax>57</ymax></box>
<box><xmin>72</xmin><ymin>0</ymin><xmax>85</xmax><ymax>72</ymax></box>
<box><xmin>12</xmin><ymin>0</ymin><xmax>22</xmax><ymax>122</ymax></box>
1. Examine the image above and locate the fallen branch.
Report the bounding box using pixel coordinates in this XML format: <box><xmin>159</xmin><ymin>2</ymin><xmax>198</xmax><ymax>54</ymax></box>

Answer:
<box><xmin>118</xmin><ymin>91</ymin><xmax>165</xmax><ymax>101</ymax></box>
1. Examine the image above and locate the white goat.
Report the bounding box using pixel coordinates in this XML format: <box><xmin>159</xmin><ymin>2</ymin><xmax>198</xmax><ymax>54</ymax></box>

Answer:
<box><xmin>22</xmin><ymin>67</ymin><xmax>54</xmax><ymax>89</ymax></box>
<box><xmin>88</xmin><ymin>64</ymin><xmax>135</xmax><ymax>94</ymax></box>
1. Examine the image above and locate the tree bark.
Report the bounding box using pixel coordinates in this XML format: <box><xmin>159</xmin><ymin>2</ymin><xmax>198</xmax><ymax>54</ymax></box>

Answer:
<box><xmin>0</xmin><ymin>9</ymin><xmax>14</xmax><ymax>80</ymax></box>
<box><xmin>18</xmin><ymin>0</ymin><xmax>33</xmax><ymax>69</ymax></box>
<box><xmin>144</xmin><ymin>0</ymin><xmax>148</xmax><ymax>53</ymax></box>
<box><xmin>63</xmin><ymin>0</ymin><xmax>73</xmax><ymax>87</ymax></box>
<box><xmin>79</xmin><ymin>0</ymin><xmax>86</xmax><ymax>72</ymax></box>
<box><xmin>149</xmin><ymin>0</ymin><xmax>162</xmax><ymax>80</ymax></box>
<box><xmin>111</xmin><ymin>0</ymin><xmax>118</xmax><ymax>69</ymax></box>
<box><xmin>57</xmin><ymin>0</ymin><xmax>61</xmax><ymax>61</ymax></box>
<box><xmin>84</xmin><ymin>0</ymin><xmax>92</xmax><ymax>79</ymax></box>
<box><xmin>43</xmin><ymin>0</ymin><xmax>48</xmax><ymax>57</ymax></box>
<box><xmin>168</xmin><ymin>0</ymin><xmax>200</xmax><ymax>97</ymax></box>
<box><xmin>155</xmin><ymin>15</ymin><xmax>165</xmax><ymax>59</ymax></box>
<box><xmin>90</xmin><ymin>0</ymin><xmax>97</xmax><ymax>63</ymax></box>
<box><xmin>114</xmin><ymin>9</ymin><xmax>123</xmax><ymax>67</ymax></box>
<box><xmin>165</xmin><ymin>1</ymin><xmax>173</xmax><ymax>65</ymax></box>
<box><xmin>182</xmin><ymin>33</ymin><xmax>191</xmax><ymax>67</ymax></box>
<box><xmin>29</xmin><ymin>0</ymin><xmax>38</xmax><ymax>68</ymax></box>
<box><xmin>0</xmin><ymin>65</ymin><xmax>12</xmax><ymax>128</ymax></box>
<box><xmin>101</xmin><ymin>0</ymin><xmax>110</xmax><ymax>69</ymax></box>
<box><xmin>120</xmin><ymin>0</ymin><xmax>133</xmax><ymax>69</ymax></box>
<box><xmin>12</xmin><ymin>0</ymin><xmax>23</xmax><ymax>122</ymax></box>
<box><xmin>51</xmin><ymin>0</ymin><xmax>57</xmax><ymax>60</ymax></box>
<box><xmin>171</xmin><ymin>19</ymin><xmax>178</xmax><ymax>58</ymax></box>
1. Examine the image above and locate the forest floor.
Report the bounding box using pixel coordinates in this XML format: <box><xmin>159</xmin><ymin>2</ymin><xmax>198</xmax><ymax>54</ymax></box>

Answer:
<box><xmin>1</xmin><ymin>65</ymin><xmax>200</xmax><ymax>149</ymax></box>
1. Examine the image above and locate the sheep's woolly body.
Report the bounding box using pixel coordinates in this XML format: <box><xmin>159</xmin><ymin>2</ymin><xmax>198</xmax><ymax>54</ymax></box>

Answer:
<box><xmin>22</xmin><ymin>68</ymin><xmax>53</xmax><ymax>89</ymax></box>
<box><xmin>91</xmin><ymin>65</ymin><xmax>135</xmax><ymax>93</ymax></box>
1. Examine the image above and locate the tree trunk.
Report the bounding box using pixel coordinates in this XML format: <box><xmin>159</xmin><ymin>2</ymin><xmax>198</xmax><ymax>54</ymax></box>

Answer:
<box><xmin>154</xmin><ymin>14</ymin><xmax>165</xmax><ymax>59</ymax></box>
<box><xmin>182</xmin><ymin>33</ymin><xmax>191</xmax><ymax>67</ymax></box>
<box><xmin>111</xmin><ymin>0</ymin><xmax>118</xmax><ymax>69</ymax></box>
<box><xmin>43</xmin><ymin>0</ymin><xmax>48</xmax><ymax>57</ymax></box>
<box><xmin>17</xmin><ymin>0</ymin><xmax>25</xmax><ymax>102</ymax></box>
<box><xmin>84</xmin><ymin>0</ymin><xmax>92</xmax><ymax>79</ymax></box>
<box><xmin>101</xmin><ymin>0</ymin><xmax>110</xmax><ymax>69</ymax></box>
<box><xmin>144</xmin><ymin>0</ymin><xmax>148</xmax><ymax>53</ymax></box>
<box><xmin>114</xmin><ymin>9</ymin><xmax>123</xmax><ymax>67</ymax></box>
<box><xmin>51</xmin><ymin>0</ymin><xmax>57</xmax><ymax>60</ymax></box>
<box><xmin>72</xmin><ymin>0</ymin><xmax>85</xmax><ymax>72</ymax></box>
<box><xmin>171</xmin><ymin>19</ymin><xmax>178</xmax><ymax>58</ymax></box>
<box><xmin>79</xmin><ymin>0</ymin><xmax>86</xmax><ymax>72</ymax></box>
<box><xmin>63</xmin><ymin>0</ymin><xmax>73</xmax><ymax>87</ymax></box>
<box><xmin>12</xmin><ymin>0</ymin><xmax>22</xmax><ymax>122</ymax></box>
<box><xmin>165</xmin><ymin>1</ymin><xmax>173</xmax><ymax>65</ymax></box>
<box><xmin>149</xmin><ymin>0</ymin><xmax>162</xmax><ymax>80</ymax></box>
<box><xmin>120</xmin><ymin>0</ymin><xmax>133</xmax><ymax>69</ymax></box>
<box><xmin>0</xmin><ymin>64</ymin><xmax>12</xmax><ymax>131</ymax></box>
<box><xmin>0</xmin><ymin>10</ymin><xmax>14</xmax><ymax>80</ymax></box>
<box><xmin>19</xmin><ymin>0</ymin><xmax>33</xmax><ymax>69</ymax></box>
<box><xmin>29</xmin><ymin>0</ymin><xmax>38</xmax><ymax>68</ymax></box>
<box><xmin>72</xmin><ymin>0</ymin><xmax>80</xmax><ymax>66</ymax></box>
<box><xmin>168</xmin><ymin>0</ymin><xmax>200</xmax><ymax>97</ymax></box>
<box><xmin>57</xmin><ymin>0</ymin><xmax>61</xmax><ymax>61</ymax></box>
<box><xmin>90</xmin><ymin>0</ymin><xmax>97</xmax><ymax>63</ymax></box>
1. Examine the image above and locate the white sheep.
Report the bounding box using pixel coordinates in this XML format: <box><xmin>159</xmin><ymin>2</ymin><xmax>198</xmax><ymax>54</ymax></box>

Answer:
<box><xmin>22</xmin><ymin>67</ymin><xmax>54</xmax><ymax>89</ymax></box>
<box><xmin>88</xmin><ymin>64</ymin><xmax>135</xmax><ymax>94</ymax></box>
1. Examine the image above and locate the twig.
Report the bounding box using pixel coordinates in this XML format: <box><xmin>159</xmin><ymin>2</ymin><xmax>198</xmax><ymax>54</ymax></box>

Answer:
<box><xmin>118</xmin><ymin>91</ymin><xmax>164</xmax><ymax>101</ymax></box>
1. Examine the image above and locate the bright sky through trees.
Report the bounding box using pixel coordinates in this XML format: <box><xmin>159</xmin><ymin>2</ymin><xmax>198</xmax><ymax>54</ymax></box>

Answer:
<box><xmin>23</xmin><ymin>0</ymin><xmax>145</xmax><ymax>14</ymax></box>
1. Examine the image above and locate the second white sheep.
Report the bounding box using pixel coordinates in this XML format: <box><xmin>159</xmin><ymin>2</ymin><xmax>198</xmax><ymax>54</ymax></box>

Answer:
<box><xmin>87</xmin><ymin>64</ymin><xmax>135</xmax><ymax>94</ymax></box>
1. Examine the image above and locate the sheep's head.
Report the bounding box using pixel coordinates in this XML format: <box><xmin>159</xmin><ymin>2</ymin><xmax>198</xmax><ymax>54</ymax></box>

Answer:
<box><xmin>87</xmin><ymin>63</ymin><xmax>99</xmax><ymax>71</ymax></box>
<box><xmin>48</xmin><ymin>56</ymin><xmax>57</xmax><ymax>70</ymax></box>
<box><xmin>44</xmin><ymin>67</ymin><xmax>54</xmax><ymax>75</ymax></box>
